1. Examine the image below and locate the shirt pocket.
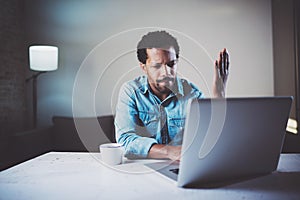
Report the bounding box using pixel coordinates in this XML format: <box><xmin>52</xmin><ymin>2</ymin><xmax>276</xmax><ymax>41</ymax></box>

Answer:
<box><xmin>168</xmin><ymin>117</ymin><xmax>186</xmax><ymax>144</ymax></box>
<box><xmin>138</xmin><ymin>110</ymin><xmax>159</xmax><ymax>137</ymax></box>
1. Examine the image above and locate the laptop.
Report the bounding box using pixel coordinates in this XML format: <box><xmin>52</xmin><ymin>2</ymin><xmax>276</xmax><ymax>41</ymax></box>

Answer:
<box><xmin>145</xmin><ymin>97</ymin><xmax>293</xmax><ymax>188</ymax></box>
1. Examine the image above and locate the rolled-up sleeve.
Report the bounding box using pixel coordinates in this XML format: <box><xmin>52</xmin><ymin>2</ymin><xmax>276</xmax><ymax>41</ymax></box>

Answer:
<box><xmin>114</xmin><ymin>83</ymin><xmax>157</xmax><ymax>159</ymax></box>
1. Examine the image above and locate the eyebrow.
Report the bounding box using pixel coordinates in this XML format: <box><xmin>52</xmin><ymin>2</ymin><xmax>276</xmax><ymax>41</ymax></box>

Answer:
<box><xmin>150</xmin><ymin>59</ymin><xmax>177</xmax><ymax>65</ymax></box>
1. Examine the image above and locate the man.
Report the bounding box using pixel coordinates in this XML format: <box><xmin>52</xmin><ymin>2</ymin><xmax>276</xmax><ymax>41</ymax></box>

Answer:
<box><xmin>114</xmin><ymin>30</ymin><xmax>229</xmax><ymax>161</ymax></box>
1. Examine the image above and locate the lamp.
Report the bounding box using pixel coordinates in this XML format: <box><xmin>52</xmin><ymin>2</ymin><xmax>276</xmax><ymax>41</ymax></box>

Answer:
<box><xmin>26</xmin><ymin>45</ymin><xmax>58</xmax><ymax>128</ymax></box>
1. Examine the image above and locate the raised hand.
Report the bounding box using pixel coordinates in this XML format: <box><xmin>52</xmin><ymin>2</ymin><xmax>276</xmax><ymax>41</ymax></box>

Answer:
<box><xmin>213</xmin><ymin>48</ymin><xmax>229</xmax><ymax>98</ymax></box>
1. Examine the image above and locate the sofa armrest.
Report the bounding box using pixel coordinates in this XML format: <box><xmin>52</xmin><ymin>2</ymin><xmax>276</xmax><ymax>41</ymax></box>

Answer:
<box><xmin>10</xmin><ymin>126</ymin><xmax>53</xmax><ymax>166</ymax></box>
<box><xmin>0</xmin><ymin>127</ymin><xmax>53</xmax><ymax>170</ymax></box>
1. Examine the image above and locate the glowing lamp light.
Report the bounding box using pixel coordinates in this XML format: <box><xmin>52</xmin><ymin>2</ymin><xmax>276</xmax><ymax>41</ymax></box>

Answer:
<box><xmin>286</xmin><ymin>118</ymin><xmax>298</xmax><ymax>134</ymax></box>
<box><xmin>29</xmin><ymin>45</ymin><xmax>58</xmax><ymax>71</ymax></box>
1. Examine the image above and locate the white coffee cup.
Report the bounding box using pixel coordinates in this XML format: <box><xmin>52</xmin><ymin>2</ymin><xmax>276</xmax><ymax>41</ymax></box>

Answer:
<box><xmin>99</xmin><ymin>143</ymin><xmax>124</xmax><ymax>165</ymax></box>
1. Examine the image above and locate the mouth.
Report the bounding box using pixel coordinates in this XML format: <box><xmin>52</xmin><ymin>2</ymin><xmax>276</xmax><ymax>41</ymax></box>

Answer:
<box><xmin>156</xmin><ymin>77</ymin><xmax>174</xmax><ymax>84</ymax></box>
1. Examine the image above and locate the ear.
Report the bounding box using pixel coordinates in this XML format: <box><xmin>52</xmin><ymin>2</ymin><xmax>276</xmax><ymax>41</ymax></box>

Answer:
<box><xmin>139</xmin><ymin>62</ymin><xmax>147</xmax><ymax>73</ymax></box>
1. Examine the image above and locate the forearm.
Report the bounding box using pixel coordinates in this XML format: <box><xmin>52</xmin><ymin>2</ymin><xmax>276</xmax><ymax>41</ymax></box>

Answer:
<box><xmin>148</xmin><ymin>144</ymin><xmax>181</xmax><ymax>161</ymax></box>
<box><xmin>116</xmin><ymin>132</ymin><xmax>157</xmax><ymax>159</ymax></box>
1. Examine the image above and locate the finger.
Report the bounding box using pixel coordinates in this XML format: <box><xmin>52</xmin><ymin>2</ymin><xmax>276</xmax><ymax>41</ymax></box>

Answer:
<box><xmin>225</xmin><ymin>50</ymin><xmax>229</xmax><ymax>74</ymax></box>
<box><xmin>215</xmin><ymin>60</ymin><xmax>221</xmax><ymax>78</ymax></box>
<box><xmin>219</xmin><ymin>52</ymin><xmax>223</xmax><ymax>77</ymax></box>
<box><xmin>222</xmin><ymin>49</ymin><xmax>226</xmax><ymax>77</ymax></box>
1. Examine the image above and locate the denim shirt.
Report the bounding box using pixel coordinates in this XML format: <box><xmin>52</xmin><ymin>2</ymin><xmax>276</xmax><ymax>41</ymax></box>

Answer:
<box><xmin>114</xmin><ymin>76</ymin><xmax>203</xmax><ymax>159</ymax></box>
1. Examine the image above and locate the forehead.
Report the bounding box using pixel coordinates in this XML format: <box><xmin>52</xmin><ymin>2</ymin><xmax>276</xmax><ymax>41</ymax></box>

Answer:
<box><xmin>146</xmin><ymin>47</ymin><xmax>176</xmax><ymax>61</ymax></box>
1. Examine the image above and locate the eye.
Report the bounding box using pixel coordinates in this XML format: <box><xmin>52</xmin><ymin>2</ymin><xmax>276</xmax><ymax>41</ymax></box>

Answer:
<box><xmin>151</xmin><ymin>63</ymin><xmax>162</xmax><ymax>69</ymax></box>
<box><xmin>166</xmin><ymin>60</ymin><xmax>177</xmax><ymax>68</ymax></box>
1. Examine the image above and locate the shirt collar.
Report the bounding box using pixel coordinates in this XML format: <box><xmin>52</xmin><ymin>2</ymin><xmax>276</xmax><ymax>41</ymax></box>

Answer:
<box><xmin>140</xmin><ymin>76</ymin><xmax>184</xmax><ymax>96</ymax></box>
<box><xmin>140</xmin><ymin>76</ymin><xmax>149</xmax><ymax>94</ymax></box>
<box><xmin>176</xmin><ymin>77</ymin><xmax>184</xmax><ymax>96</ymax></box>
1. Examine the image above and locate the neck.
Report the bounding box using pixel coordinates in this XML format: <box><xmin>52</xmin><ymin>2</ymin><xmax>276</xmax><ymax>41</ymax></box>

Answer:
<box><xmin>157</xmin><ymin>93</ymin><xmax>170</xmax><ymax>101</ymax></box>
<box><xmin>149</xmin><ymin>86</ymin><xmax>171</xmax><ymax>101</ymax></box>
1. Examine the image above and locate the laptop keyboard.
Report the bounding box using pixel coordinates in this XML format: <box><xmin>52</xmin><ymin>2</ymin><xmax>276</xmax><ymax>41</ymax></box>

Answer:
<box><xmin>169</xmin><ymin>168</ymin><xmax>179</xmax><ymax>174</ymax></box>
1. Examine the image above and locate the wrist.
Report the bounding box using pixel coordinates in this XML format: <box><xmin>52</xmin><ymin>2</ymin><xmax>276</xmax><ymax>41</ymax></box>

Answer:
<box><xmin>212</xmin><ymin>83</ymin><xmax>226</xmax><ymax>98</ymax></box>
<box><xmin>148</xmin><ymin>144</ymin><xmax>168</xmax><ymax>159</ymax></box>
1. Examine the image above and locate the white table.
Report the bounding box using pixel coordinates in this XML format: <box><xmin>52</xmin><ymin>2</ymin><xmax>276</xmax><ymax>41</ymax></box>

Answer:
<box><xmin>1</xmin><ymin>152</ymin><xmax>300</xmax><ymax>200</ymax></box>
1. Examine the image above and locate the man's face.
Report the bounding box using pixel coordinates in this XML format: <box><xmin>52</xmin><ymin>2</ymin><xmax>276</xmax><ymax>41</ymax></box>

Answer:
<box><xmin>140</xmin><ymin>47</ymin><xmax>178</xmax><ymax>97</ymax></box>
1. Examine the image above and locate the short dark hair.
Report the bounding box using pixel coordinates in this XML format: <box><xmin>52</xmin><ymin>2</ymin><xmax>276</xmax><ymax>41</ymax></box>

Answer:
<box><xmin>137</xmin><ymin>30</ymin><xmax>180</xmax><ymax>64</ymax></box>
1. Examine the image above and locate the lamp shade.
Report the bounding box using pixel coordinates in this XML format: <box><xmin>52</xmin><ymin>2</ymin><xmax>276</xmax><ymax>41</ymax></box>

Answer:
<box><xmin>29</xmin><ymin>45</ymin><xmax>58</xmax><ymax>71</ymax></box>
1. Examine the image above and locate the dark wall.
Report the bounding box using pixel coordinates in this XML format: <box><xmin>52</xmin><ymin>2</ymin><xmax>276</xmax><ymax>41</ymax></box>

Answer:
<box><xmin>272</xmin><ymin>0</ymin><xmax>297</xmax><ymax>119</ymax></box>
<box><xmin>296</xmin><ymin>0</ymin><xmax>300</xmax><ymax>133</ymax></box>
<box><xmin>272</xmin><ymin>0</ymin><xmax>300</xmax><ymax>152</ymax></box>
<box><xmin>0</xmin><ymin>0</ymin><xmax>28</xmax><ymax>136</ymax></box>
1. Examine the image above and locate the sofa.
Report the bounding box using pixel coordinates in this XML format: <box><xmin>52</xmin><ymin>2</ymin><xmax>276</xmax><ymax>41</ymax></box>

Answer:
<box><xmin>0</xmin><ymin>115</ymin><xmax>115</xmax><ymax>170</ymax></box>
<box><xmin>1</xmin><ymin>114</ymin><xmax>298</xmax><ymax>170</ymax></box>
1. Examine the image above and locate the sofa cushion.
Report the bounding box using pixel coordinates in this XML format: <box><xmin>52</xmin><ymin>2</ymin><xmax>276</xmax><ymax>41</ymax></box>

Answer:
<box><xmin>97</xmin><ymin>115</ymin><xmax>116</xmax><ymax>143</ymax></box>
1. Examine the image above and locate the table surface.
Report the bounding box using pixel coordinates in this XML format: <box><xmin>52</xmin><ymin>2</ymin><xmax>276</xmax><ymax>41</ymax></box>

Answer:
<box><xmin>1</xmin><ymin>152</ymin><xmax>300</xmax><ymax>200</ymax></box>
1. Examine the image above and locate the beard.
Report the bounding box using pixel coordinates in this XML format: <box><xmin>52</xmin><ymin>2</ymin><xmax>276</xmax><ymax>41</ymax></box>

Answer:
<box><xmin>155</xmin><ymin>77</ymin><xmax>176</xmax><ymax>94</ymax></box>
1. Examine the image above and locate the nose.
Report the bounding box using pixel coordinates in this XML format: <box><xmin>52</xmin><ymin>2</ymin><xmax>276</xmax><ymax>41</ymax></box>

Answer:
<box><xmin>160</xmin><ymin>64</ymin><xmax>171</xmax><ymax>76</ymax></box>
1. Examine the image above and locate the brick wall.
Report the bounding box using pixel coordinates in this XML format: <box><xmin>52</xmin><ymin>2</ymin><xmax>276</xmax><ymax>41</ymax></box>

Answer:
<box><xmin>0</xmin><ymin>0</ymin><xmax>27</xmax><ymax>136</ymax></box>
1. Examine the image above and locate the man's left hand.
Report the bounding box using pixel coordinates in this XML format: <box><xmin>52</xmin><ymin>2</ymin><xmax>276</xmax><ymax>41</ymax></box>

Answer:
<box><xmin>213</xmin><ymin>48</ymin><xmax>229</xmax><ymax>98</ymax></box>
